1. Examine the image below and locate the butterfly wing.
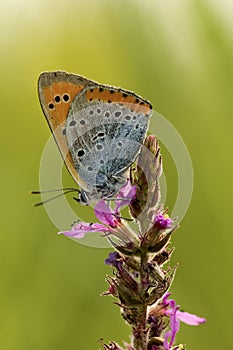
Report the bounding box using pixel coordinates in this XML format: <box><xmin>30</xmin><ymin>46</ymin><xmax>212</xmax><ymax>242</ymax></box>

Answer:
<box><xmin>38</xmin><ymin>71</ymin><xmax>153</xmax><ymax>199</ymax></box>
<box><xmin>65</xmin><ymin>83</ymin><xmax>153</xmax><ymax>198</ymax></box>
<box><xmin>38</xmin><ymin>71</ymin><xmax>92</xmax><ymax>187</ymax></box>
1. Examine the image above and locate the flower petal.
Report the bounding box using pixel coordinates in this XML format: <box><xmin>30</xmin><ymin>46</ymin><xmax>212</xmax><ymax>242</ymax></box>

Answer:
<box><xmin>58</xmin><ymin>222</ymin><xmax>109</xmax><ymax>238</ymax></box>
<box><xmin>105</xmin><ymin>251</ymin><xmax>123</xmax><ymax>270</ymax></box>
<box><xmin>154</xmin><ymin>213</ymin><xmax>172</xmax><ymax>229</ymax></box>
<box><xmin>95</xmin><ymin>200</ymin><xmax>119</xmax><ymax>226</ymax></box>
<box><xmin>162</xmin><ymin>294</ymin><xmax>181</xmax><ymax>347</ymax></box>
<box><xmin>162</xmin><ymin>292</ymin><xmax>172</xmax><ymax>305</ymax></box>
<box><xmin>162</xmin><ymin>292</ymin><xmax>206</xmax><ymax>349</ymax></box>
<box><xmin>163</xmin><ymin>330</ymin><xmax>172</xmax><ymax>350</ymax></box>
<box><xmin>115</xmin><ymin>180</ymin><xmax>136</xmax><ymax>212</ymax></box>
<box><xmin>176</xmin><ymin>310</ymin><xmax>206</xmax><ymax>326</ymax></box>
<box><xmin>169</xmin><ymin>308</ymin><xmax>180</xmax><ymax>345</ymax></box>
<box><xmin>105</xmin><ymin>252</ymin><xmax>121</xmax><ymax>265</ymax></box>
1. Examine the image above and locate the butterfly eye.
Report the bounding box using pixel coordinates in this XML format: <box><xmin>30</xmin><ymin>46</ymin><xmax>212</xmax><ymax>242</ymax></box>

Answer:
<box><xmin>80</xmin><ymin>120</ymin><xmax>86</xmax><ymax>125</ymax></box>
<box><xmin>87</xmin><ymin>166</ymin><xmax>93</xmax><ymax>172</ymax></box>
<box><xmin>125</xmin><ymin>115</ymin><xmax>131</xmax><ymax>121</ymax></box>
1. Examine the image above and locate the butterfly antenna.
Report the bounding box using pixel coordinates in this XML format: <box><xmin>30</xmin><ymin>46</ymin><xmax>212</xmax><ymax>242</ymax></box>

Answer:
<box><xmin>30</xmin><ymin>188</ymin><xmax>80</xmax><ymax>207</ymax></box>
<box><xmin>30</xmin><ymin>187</ymin><xmax>79</xmax><ymax>194</ymax></box>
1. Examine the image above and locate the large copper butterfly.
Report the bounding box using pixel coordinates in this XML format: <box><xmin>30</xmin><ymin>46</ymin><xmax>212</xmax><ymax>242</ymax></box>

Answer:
<box><xmin>38</xmin><ymin>71</ymin><xmax>152</xmax><ymax>204</ymax></box>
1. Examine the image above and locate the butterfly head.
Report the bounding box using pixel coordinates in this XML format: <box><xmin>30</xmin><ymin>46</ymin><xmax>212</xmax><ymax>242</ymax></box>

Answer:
<box><xmin>76</xmin><ymin>189</ymin><xmax>91</xmax><ymax>206</ymax></box>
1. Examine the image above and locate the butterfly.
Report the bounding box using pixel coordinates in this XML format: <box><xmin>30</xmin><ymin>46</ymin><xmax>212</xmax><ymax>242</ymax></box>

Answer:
<box><xmin>38</xmin><ymin>71</ymin><xmax>152</xmax><ymax>205</ymax></box>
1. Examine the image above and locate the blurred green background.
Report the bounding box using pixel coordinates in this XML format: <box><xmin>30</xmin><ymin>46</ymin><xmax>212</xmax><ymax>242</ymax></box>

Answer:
<box><xmin>1</xmin><ymin>0</ymin><xmax>232</xmax><ymax>349</ymax></box>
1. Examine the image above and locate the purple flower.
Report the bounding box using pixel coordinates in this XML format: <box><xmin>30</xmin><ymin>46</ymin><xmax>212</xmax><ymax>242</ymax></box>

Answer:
<box><xmin>58</xmin><ymin>180</ymin><xmax>136</xmax><ymax>239</ymax></box>
<box><xmin>175</xmin><ymin>310</ymin><xmax>206</xmax><ymax>326</ymax></box>
<box><xmin>154</xmin><ymin>213</ymin><xmax>172</xmax><ymax>229</ymax></box>
<box><xmin>94</xmin><ymin>200</ymin><xmax>120</xmax><ymax>227</ymax></box>
<box><xmin>148</xmin><ymin>292</ymin><xmax>206</xmax><ymax>350</ymax></box>
<box><xmin>58</xmin><ymin>222</ymin><xmax>109</xmax><ymax>239</ymax></box>
<box><xmin>162</xmin><ymin>292</ymin><xmax>206</xmax><ymax>349</ymax></box>
<box><xmin>105</xmin><ymin>252</ymin><xmax>121</xmax><ymax>265</ymax></box>
<box><xmin>105</xmin><ymin>252</ymin><xmax>123</xmax><ymax>270</ymax></box>
<box><xmin>163</xmin><ymin>299</ymin><xmax>180</xmax><ymax>350</ymax></box>
<box><xmin>115</xmin><ymin>179</ymin><xmax>136</xmax><ymax>212</ymax></box>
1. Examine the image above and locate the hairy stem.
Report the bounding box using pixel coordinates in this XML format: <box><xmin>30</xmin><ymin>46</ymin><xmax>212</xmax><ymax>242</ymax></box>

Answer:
<box><xmin>132</xmin><ymin>251</ymin><xmax>148</xmax><ymax>350</ymax></box>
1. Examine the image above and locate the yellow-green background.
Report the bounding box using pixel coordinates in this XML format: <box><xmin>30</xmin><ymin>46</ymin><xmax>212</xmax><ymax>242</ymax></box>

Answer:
<box><xmin>1</xmin><ymin>0</ymin><xmax>232</xmax><ymax>349</ymax></box>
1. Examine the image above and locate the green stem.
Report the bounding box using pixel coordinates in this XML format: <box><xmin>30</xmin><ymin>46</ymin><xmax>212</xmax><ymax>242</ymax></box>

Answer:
<box><xmin>132</xmin><ymin>250</ymin><xmax>148</xmax><ymax>350</ymax></box>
